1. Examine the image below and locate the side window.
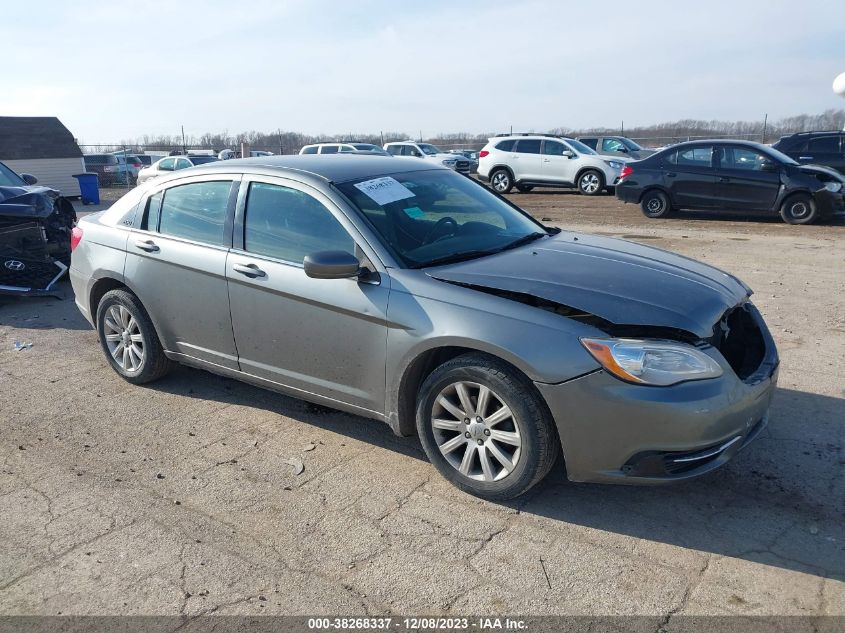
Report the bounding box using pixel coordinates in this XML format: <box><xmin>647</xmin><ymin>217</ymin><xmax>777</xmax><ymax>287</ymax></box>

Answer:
<box><xmin>602</xmin><ymin>138</ymin><xmax>625</xmax><ymax>152</ymax></box>
<box><xmin>301</xmin><ymin>146</ymin><xmax>318</xmax><ymax>154</ymax></box>
<box><xmin>676</xmin><ymin>146</ymin><xmax>713</xmax><ymax>168</ymax></box>
<box><xmin>158</xmin><ymin>181</ymin><xmax>232</xmax><ymax>245</ymax></box>
<box><xmin>386</xmin><ymin>145</ymin><xmax>402</xmax><ymax>156</ymax></box>
<box><xmin>321</xmin><ymin>145</ymin><xmax>339</xmax><ymax>154</ymax></box>
<box><xmin>243</xmin><ymin>182</ymin><xmax>354</xmax><ymax>265</ymax></box>
<box><xmin>579</xmin><ymin>138</ymin><xmax>598</xmax><ymax>149</ymax></box>
<box><xmin>142</xmin><ymin>191</ymin><xmax>164</xmax><ymax>231</ymax></box>
<box><xmin>514</xmin><ymin>139</ymin><xmax>541</xmax><ymax>154</ymax></box>
<box><xmin>176</xmin><ymin>158</ymin><xmax>192</xmax><ymax>170</ymax></box>
<box><xmin>808</xmin><ymin>136</ymin><xmax>840</xmax><ymax>153</ymax></box>
<box><xmin>542</xmin><ymin>140</ymin><xmax>566</xmax><ymax>156</ymax></box>
<box><xmin>339</xmin><ymin>145</ymin><xmax>354</xmax><ymax>153</ymax></box>
<box><xmin>495</xmin><ymin>139</ymin><xmax>515</xmax><ymax>152</ymax></box>
<box><xmin>159</xmin><ymin>158</ymin><xmax>175</xmax><ymax>171</ymax></box>
<box><xmin>723</xmin><ymin>147</ymin><xmax>769</xmax><ymax>171</ymax></box>
<box><xmin>664</xmin><ymin>151</ymin><xmax>678</xmax><ymax>165</ymax></box>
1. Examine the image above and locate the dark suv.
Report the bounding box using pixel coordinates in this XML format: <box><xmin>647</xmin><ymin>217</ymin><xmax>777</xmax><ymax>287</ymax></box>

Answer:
<box><xmin>615</xmin><ymin>140</ymin><xmax>845</xmax><ymax>224</ymax></box>
<box><xmin>83</xmin><ymin>154</ymin><xmax>125</xmax><ymax>186</ymax></box>
<box><xmin>772</xmin><ymin>131</ymin><xmax>845</xmax><ymax>174</ymax></box>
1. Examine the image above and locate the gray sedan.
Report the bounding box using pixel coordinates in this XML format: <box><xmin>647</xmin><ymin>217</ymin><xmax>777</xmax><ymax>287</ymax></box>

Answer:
<box><xmin>69</xmin><ymin>155</ymin><xmax>778</xmax><ymax>499</ymax></box>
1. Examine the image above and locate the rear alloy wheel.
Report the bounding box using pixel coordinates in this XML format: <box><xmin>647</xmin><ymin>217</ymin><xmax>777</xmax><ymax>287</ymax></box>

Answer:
<box><xmin>490</xmin><ymin>169</ymin><xmax>513</xmax><ymax>194</ymax></box>
<box><xmin>640</xmin><ymin>190</ymin><xmax>673</xmax><ymax>218</ymax></box>
<box><xmin>416</xmin><ymin>353</ymin><xmax>560</xmax><ymax>500</ymax></box>
<box><xmin>96</xmin><ymin>289</ymin><xmax>172</xmax><ymax>384</ymax></box>
<box><xmin>577</xmin><ymin>170</ymin><xmax>604</xmax><ymax>195</ymax></box>
<box><xmin>779</xmin><ymin>193</ymin><xmax>818</xmax><ymax>225</ymax></box>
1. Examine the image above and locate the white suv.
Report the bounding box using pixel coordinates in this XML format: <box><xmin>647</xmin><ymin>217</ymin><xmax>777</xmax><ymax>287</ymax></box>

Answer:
<box><xmin>300</xmin><ymin>143</ymin><xmax>387</xmax><ymax>155</ymax></box>
<box><xmin>477</xmin><ymin>135</ymin><xmax>627</xmax><ymax>195</ymax></box>
<box><xmin>383</xmin><ymin>141</ymin><xmax>471</xmax><ymax>174</ymax></box>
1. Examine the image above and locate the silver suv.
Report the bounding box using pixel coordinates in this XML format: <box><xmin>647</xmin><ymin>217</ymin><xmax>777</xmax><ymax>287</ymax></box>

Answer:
<box><xmin>477</xmin><ymin>134</ymin><xmax>627</xmax><ymax>195</ymax></box>
<box><xmin>384</xmin><ymin>141</ymin><xmax>471</xmax><ymax>174</ymax></box>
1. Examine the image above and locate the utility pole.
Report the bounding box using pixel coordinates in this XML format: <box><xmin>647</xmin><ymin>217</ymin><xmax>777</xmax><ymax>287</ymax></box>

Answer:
<box><xmin>621</xmin><ymin>120</ymin><xmax>624</xmax><ymax>136</ymax></box>
<box><xmin>380</xmin><ymin>131</ymin><xmax>384</xmax><ymax>146</ymax></box>
<box><xmin>762</xmin><ymin>113</ymin><xmax>768</xmax><ymax>143</ymax></box>
<box><xmin>419</xmin><ymin>130</ymin><xmax>423</xmax><ymax>142</ymax></box>
<box><xmin>278</xmin><ymin>129</ymin><xmax>283</xmax><ymax>155</ymax></box>
<box><xmin>181</xmin><ymin>125</ymin><xmax>187</xmax><ymax>154</ymax></box>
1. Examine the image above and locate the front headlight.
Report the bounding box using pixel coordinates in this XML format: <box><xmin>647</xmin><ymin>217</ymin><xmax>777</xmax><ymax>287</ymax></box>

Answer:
<box><xmin>580</xmin><ymin>338</ymin><xmax>723</xmax><ymax>386</ymax></box>
<box><xmin>824</xmin><ymin>181</ymin><xmax>842</xmax><ymax>193</ymax></box>
<box><xmin>604</xmin><ymin>160</ymin><xmax>623</xmax><ymax>170</ymax></box>
<box><xmin>442</xmin><ymin>159</ymin><xmax>457</xmax><ymax>167</ymax></box>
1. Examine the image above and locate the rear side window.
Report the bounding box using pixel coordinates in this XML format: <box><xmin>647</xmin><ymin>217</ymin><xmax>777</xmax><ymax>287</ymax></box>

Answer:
<box><xmin>243</xmin><ymin>182</ymin><xmax>353</xmax><ymax>265</ymax></box>
<box><xmin>320</xmin><ymin>145</ymin><xmax>339</xmax><ymax>154</ymax></box>
<box><xmin>674</xmin><ymin>146</ymin><xmax>713</xmax><ymax>168</ymax></box>
<box><xmin>514</xmin><ymin>139</ymin><xmax>541</xmax><ymax>154</ymax></box>
<box><xmin>495</xmin><ymin>140</ymin><xmax>515</xmax><ymax>151</ymax></box>
<box><xmin>301</xmin><ymin>146</ymin><xmax>318</xmax><ymax>154</ymax></box>
<box><xmin>808</xmin><ymin>136</ymin><xmax>841</xmax><ymax>153</ymax></box>
<box><xmin>157</xmin><ymin>181</ymin><xmax>232</xmax><ymax>245</ymax></box>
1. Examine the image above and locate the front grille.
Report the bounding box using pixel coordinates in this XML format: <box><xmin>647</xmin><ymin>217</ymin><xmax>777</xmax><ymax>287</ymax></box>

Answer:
<box><xmin>0</xmin><ymin>257</ymin><xmax>65</xmax><ymax>293</ymax></box>
<box><xmin>456</xmin><ymin>160</ymin><xmax>470</xmax><ymax>173</ymax></box>
<box><xmin>710</xmin><ymin>304</ymin><xmax>766</xmax><ymax>381</ymax></box>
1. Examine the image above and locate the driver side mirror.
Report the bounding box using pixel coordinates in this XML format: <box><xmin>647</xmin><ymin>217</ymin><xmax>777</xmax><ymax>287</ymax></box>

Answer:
<box><xmin>760</xmin><ymin>160</ymin><xmax>778</xmax><ymax>172</ymax></box>
<box><xmin>21</xmin><ymin>173</ymin><xmax>38</xmax><ymax>185</ymax></box>
<box><xmin>411</xmin><ymin>151</ymin><xmax>422</xmax><ymax>158</ymax></box>
<box><xmin>304</xmin><ymin>250</ymin><xmax>362</xmax><ymax>279</ymax></box>
<box><xmin>562</xmin><ymin>150</ymin><xmax>575</xmax><ymax>158</ymax></box>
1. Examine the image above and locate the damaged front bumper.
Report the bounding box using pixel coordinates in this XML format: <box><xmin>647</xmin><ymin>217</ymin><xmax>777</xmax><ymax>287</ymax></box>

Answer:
<box><xmin>535</xmin><ymin>304</ymin><xmax>779</xmax><ymax>484</ymax></box>
<box><xmin>0</xmin><ymin>185</ymin><xmax>75</xmax><ymax>296</ymax></box>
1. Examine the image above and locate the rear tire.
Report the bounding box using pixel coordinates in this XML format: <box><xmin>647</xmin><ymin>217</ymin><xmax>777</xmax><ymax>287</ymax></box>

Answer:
<box><xmin>96</xmin><ymin>289</ymin><xmax>172</xmax><ymax>384</ymax></box>
<box><xmin>577</xmin><ymin>170</ymin><xmax>604</xmax><ymax>195</ymax></box>
<box><xmin>640</xmin><ymin>190</ymin><xmax>673</xmax><ymax>218</ymax></box>
<box><xmin>415</xmin><ymin>353</ymin><xmax>560</xmax><ymax>500</ymax></box>
<box><xmin>490</xmin><ymin>169</ymin><xmax>513</xmax><ymax>194</ymax></box>
<box><xmin>779</xmin><ymin>193</ymin><xmax>818</xmax><ymax>225</ymax></box>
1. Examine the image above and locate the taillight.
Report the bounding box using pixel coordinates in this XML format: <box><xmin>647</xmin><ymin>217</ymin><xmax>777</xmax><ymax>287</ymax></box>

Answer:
<box><xmin>104</xmin><ymin>166</ymin><xmax>114</xmax><ymax>172</ymax></box>
<box><xmin>479</xmin><ymin>150</ymin><xmax>489</xmax><ymax>158</ymax></box>
<box><xmin>70</xmin><ymin>226</ymin><xmax>83</xmax><ymax>252</ymax></box>
<box><xmin>619</xmin><ymin>165</ymin><xmax>634</xmax><ymax>180</ymax></box>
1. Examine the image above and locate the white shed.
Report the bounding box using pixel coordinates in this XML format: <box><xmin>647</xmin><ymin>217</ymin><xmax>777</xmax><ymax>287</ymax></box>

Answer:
<box><xmin>0</xmin><ymin>116</ymin><xmax>85</xmax><ymax>197</ymax></box>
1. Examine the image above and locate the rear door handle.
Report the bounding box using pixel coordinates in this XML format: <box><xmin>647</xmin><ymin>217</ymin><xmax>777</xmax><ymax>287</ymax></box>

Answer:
<box><xmin>232</xmin><ymin>262</ymin><xmax>266</xmax><ymax>278</ymax></box>
<box><xmin>718</xmin><ymin>176</ymin><xmax>730</xmax><ymax>182</ymax></box>
<box><xmin>134</xmin><ymin>239</ymin><xmax>159</xmax><ymax>252</ymax></box>
<box><xmin>799</xmin><ymin>156</ymin><xmax>813</xmax><ymax>160</ymax></box>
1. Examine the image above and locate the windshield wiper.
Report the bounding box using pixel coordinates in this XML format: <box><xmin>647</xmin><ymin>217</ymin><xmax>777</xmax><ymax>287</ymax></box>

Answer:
<box><xmin>411</xmin><ymin>232</ymin><xmax>548</xmax><ymax>269</ymax></box>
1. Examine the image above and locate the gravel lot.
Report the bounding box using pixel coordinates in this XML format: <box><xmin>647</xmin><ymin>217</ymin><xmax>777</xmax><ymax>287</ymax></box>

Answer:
<box><xmin>1</xmin><ymin>191</ymin><xmax>843</xmax><ymax>621</ymax></box>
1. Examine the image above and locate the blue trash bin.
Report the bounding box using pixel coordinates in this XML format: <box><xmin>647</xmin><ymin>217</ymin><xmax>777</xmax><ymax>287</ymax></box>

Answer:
<box><xmin>73</xmin><ymin>173</ymin><xmax>100</xmax><ymax>205</ymax></box>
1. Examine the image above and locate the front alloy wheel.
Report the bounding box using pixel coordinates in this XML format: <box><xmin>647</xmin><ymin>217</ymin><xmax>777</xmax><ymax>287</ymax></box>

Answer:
<box><xmin>432</xmin><ymin>381</ymin><xmax>522</xmax><ymax>482</ymax></box>
<box><xmin>490</xmin><ymin>169</ymin><xmax>513</xmax><ymax>194</ymax></box>
<box><xmin>415</xmin><ymin>353</ymin><xmax>560</xmax><ymax>500</ymax></box>
<box><xmin>578</xmin><ymin>170</ymin><xmax>604</xmax><ymax>195</ymax></box>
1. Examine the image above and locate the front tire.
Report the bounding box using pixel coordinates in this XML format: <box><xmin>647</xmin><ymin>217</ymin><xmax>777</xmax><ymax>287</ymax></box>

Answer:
<box><xmin>577</xmin><ymin>170</ymin><xmax>604</xmax><ymax>195</ymax></box>
<box><xmin>490</xmin><ymin>169</ymin><xmax>513</xmax><ymax>194</ymax></box>
<box><xmin>779</xmin><ymin>193</ymin><xmax>818</xmax><ymax>225</ymax></box>
<box><xmin>416</xmin><ymin>353</ymin><xmax>560</xmax><ymax>500</ymax></box>
<box><xmin>640</xmin><ymin>190</ymin><xmax>673</xmax><ymax>218</ymax></box>
<box><xmin>96</xmin><ymin>289</ymin><xmax>172</xmax><ymax>384</ymax></box>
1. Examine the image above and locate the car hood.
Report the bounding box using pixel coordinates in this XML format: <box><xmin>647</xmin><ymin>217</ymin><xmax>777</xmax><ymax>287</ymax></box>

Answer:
<box><xmin>0</xmin><ymin>185</ymin><xmax>61</xmax><ymax>219</ymax></box>
<box><xmin>796</xmin><ymin>163</ymin><xmax>845</xmax><ymax>182</ymax></box>
<box><xmin>427</xmin><ymin>232</ymin><xmax>751</xmax><ymax>338</ymax></box>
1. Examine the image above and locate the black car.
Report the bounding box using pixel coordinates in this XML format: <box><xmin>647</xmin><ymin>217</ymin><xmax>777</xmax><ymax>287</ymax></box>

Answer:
<box><xmin>615</xmin><ymin>140</ymin><xmax>845</xmax><ymax>224</ymax></box>
<box><xmin>772</xmin><ymin>131</ymin><xmax>845</xmax><ymax>175</ymax></box>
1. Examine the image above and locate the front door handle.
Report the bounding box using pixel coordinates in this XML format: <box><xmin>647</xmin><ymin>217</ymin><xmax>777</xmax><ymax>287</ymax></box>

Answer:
<box><xmin>666</xmin><ymin>172</ymin><xmax>677</xmax><ymax>178</ymax></box>
<box><xmin>232</xmin><ymin>262</ymin><xmax>266</xmax><ymax>278</ymax></box>
<box><xmin>134</xmin><ymin>239</ymin><xmax>159</xmax><ymax>252</ymax></box>
<box><xmin>718</xmin><ymin>176</ymin><xmax>730</xmax><ymax>182</ymax></box>
<box><xmin>799</xmin><ymin>156</ymin><xmax>813</xmax><ymax>160</ymax></box>
<box><xmin>543</xmin><ymin>158</ymin><xmax>550</xmax><ymax>162</ymax></box>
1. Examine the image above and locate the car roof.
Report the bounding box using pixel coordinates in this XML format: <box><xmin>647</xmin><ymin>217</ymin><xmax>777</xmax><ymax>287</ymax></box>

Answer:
<box><xmin>660</xmin><ymin>139</ymin><xmax>770</xmax><ymax>149</ymax></box>
<box><xmin>178</xmin><ymin>154</ymin><xmax>440</xmax><ymax>183</ymax></box>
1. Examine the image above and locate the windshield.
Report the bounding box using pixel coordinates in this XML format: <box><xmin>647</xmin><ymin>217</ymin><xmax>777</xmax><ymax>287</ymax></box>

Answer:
<box><xmin>188</xmin><ymin>156</ymin><xmax>218</xmax><ymax>165</ymax></box>
<box><xmin>337</xmin><ymin>170</ymin><xmax>548</xmax><ymax>269</ymax></box>
<box><xmin>762</xmin><ymin>146</ymin><xmax>799</xmax><ymax>166</ymax></box>
<box><xmin>566</xmin><ymin>139</ymin><xmax>597</xmax><ymax>155</ymax></box>
<box><xmin>418</xmin><ymin>144</ymin><xmax>442</xmax><ymax>155</ymax></box>
<box><xmin>0</xmin><ymin>161</ymin><xmax>25</xmax><ymax>187</ymax></box>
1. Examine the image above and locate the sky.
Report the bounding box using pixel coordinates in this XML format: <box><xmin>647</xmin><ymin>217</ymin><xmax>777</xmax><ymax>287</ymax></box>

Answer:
<box><xmin>2</xmin><ymin>0</ymin><xmax>844</xmax><ymax>143</ymax></box>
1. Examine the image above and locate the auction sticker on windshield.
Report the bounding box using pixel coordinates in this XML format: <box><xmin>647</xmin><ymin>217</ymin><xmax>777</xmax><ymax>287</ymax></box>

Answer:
<box><xmin>354</xmin><ymin>177</ymin><xmax>415</xmax><ymax>205</ymax></box>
